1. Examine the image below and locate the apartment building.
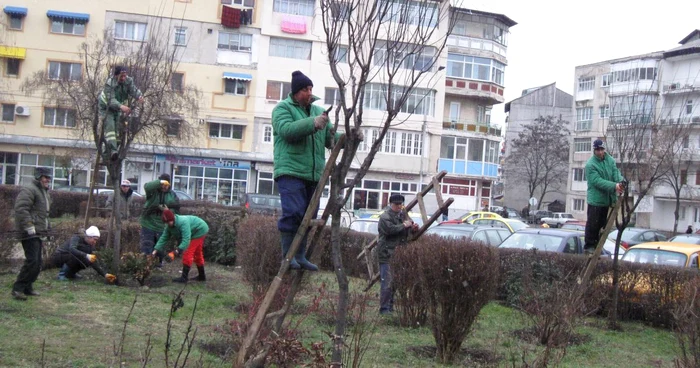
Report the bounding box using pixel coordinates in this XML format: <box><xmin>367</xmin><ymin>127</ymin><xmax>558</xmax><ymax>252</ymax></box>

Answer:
<box><xmin>502</xmin><ymin>83</ymin><xmax>573</xmax><ymax>210</ymax></box>
<box><xmin>0</xmin><ymin>1</ymin><xmax>515</xmax><ymax>212</ymax></box>
<box><xmin>566</xmin><ymin>30</ymin><xmax>700</xmax><ymax>231</ymax></box>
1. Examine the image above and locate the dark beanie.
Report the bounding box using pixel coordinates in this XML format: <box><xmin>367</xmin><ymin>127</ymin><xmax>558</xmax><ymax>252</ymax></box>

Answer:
<box><xmin>162</xmin><ymin>209</ymin><xmax>175</xmax><ymax>223</ymax></box>
<box><xmin>291</xmin><ymin>71</ymin><xmax>313</xmax><ymax>95</ymax></box>
<box><xmin>389</xmin><ymin>194</ymin><xmax>405</xmax><ymax>204</ymax></box>
<box><xmin>113</xmin><ymin>65</ymin><xmax>128</xmax><ymax>76</ymax></box>
<box><xmin>159</xmin><ymin>173</ymin><xmax>171</xmax><ymax>181</ymax></box>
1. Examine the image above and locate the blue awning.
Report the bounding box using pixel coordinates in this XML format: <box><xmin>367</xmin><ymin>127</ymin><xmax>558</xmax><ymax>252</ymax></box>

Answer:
<box><xmin>46</xmin><ymin>10</ymin><xmax>90</xmax><ymax>22</ymax></box>
<box><xmin>3</xmin><ymin>6</ymin><xmax>27</xmax><ymax>16</ymax></box>
<box><xmin>223</xmin><ymin>72</ymin><xmax>253</xmax><ymax>81</ymax></box>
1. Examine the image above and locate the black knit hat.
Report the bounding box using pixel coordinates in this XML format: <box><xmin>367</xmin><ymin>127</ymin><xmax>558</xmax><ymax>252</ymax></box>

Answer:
<box><xmin>291</xmin><ymin>71</ymin><xmax>313</xmax><ymax>95</ymax></box>
<box><xmin>34</xmin><ymin>167</ymin><xmax>52</xmax><ymax>180</ymax></box>
<box><xmin>113</xmin><ymin>65</ymin><xmax>128</xmax><ymax>76</ymax></box>
<box><xmin>389</xmin><ymin>194</ymin><xmax>405</xmax><ymax>204</ymax></box>
<box><xmin>159</xmin><ymin>173</ymin><xmax>171</xmax><ymax>181</ymax></box>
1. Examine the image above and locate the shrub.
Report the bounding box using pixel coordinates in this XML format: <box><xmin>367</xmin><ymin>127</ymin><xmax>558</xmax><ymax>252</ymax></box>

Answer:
<box><xmin>672</xmin><ymin>278</ymin><xmax>700</xmax><ymax>368</ymax></box>
<box><xmin>118</xmin><ymin>252</ymin><xmax>158</xmax><ymax>286</ymax></box>
<box><xmin>181</xmin><ymin>205</ymin><xmax>243</xmax><ymax>265</ymax></box>
<box><xmin>236</xmin><ymin>215</ymin><xmax>284</xmax><ymax>292</ymax></box>
<box><xmin>392</xmin><ymin>236</ymin><xmax>430</xmax><ymax>328</ymax></box>
<box><xmin>397</xmin><ymin>237</ymin><xmax>499</xmax><ymax>364</ymax></box>
<box><xmin>315</xmin><ymin>227</ymin><xmax>373</xmax><ymax>280</ymax></box>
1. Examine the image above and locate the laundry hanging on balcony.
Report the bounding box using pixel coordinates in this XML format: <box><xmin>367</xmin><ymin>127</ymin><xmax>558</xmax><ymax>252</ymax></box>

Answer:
<box><xmin>280</xmin><ymin>15</ymin><xmax>306</xmax><ymax>34</ymax></box>
<box><xmin>221</xmin><ymin>6</ymin><xmax>241</xmax><ymax>28</ymax></box>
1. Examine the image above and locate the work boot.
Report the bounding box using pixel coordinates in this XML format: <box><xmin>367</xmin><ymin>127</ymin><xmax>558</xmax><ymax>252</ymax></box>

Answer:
<box><xmin>294</xmin><ymin>238</ymin><xmax>318</xmax><ymax>272</ymax></box>
<box><xmin>11</xmin><ymin>290</ymin><xmax>27</xmax><ymax>301</ymax></box>
<box><xmin>57</xmin><ymin>264</ymin><xmax>70</xmax><ymax>281</ymax></box>
<box><xmin>24</xmin><ymin>289</ymin><xmax>40</xmax><ymax>297</ymax></box>
<box><xmin>173</xmin><ymin>266</ymin><xmax>190</xmax><ymax>283</ymax></box>
<box><xmin>280</xmin><ymin>232</ymin><xmax>300</xmax><ymax>270</ymax></box>
<box><xmin>190</xmin><ymin>265</ymin><xmax>206</xmax><ymax>281</ymax></box>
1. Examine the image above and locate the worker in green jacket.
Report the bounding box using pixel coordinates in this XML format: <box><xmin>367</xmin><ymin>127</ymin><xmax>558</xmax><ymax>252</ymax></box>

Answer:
<box><xmin>98</xmin><ymin>65</ymin><xmax>143</xmax><ymax>161</ymax></box>
<box><xmin>153</xmin><ymin>210</ymin><xmax>209</xmax><ymax>283</ymax></box>
<box><xmin>584</xmin><ymin>139</ymin><xmax>624</xmax><ymax>254</ymax></box>
<box><xmin>272</xmin><ymin>70</ymin><xmax>345</xmax><ymax>271</ymax></box>
<box><xmin>139</xmin><ymin>174</ymin><xmax>180</xmax><ymax>266</ymax></box>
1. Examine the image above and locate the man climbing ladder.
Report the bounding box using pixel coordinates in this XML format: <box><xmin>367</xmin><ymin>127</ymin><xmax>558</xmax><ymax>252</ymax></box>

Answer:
<box><xmin>98</xmin><ymin>65</ymin><xmax>143</xmax><ymax>161</ymax></box>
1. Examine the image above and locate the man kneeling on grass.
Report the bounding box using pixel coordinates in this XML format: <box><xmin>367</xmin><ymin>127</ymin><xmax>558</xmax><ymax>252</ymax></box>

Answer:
<box><xmin>152</xmin><ymin>210</ymin><xmax>209</xmax><ymax>283</ymax></box>
<box><xmin>51</xmin><ymin>226</ymin><xmax>117</xmax><ymax>284</ymax></box>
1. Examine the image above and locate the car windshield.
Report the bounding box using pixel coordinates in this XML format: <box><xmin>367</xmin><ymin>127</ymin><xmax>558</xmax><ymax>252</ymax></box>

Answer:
<box><xmin>561</xmin><ymin>214</ymin><xmax>574</xmax><ymax>219</ymax></box>
<box><xmin>622</xmin><ymin>249</ymin><xmax>687</xmax><ymax>267</ymax></box>
<box><xmin>349</xmin><ymin>220</ymin><xmax>379</xmax><ymax>235</ymax></box>
<box><xmin>669</xmin><ymin>235</ymin><xmax>700</xmax><ymax>244</ymax></box>
<box><xmin>425</xmin><ymin>227</ymin><xmax>474</xmax><ymax>239</ymax></box>
<box><xmin>609</xmin><ymin>229</ymin><xmax>640</xmax><ymax>241</ymax></box>
<box><xmin>562</xmin><ymin>224</ymin><xmax>584</xmax><ymax>230</ymax></box>
<box><xmin>499</xmin><ymin>233</ymin><xmax>563</xmax><ymax>252</ymax></box>
<box><xmin>507</xmin><ymin>220</ymin><xmax>529</xmax><ymax>231</ymax></box>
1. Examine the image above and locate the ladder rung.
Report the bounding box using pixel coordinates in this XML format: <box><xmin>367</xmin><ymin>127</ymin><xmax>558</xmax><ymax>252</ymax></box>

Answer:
<box><xmin>310</xmin><ymin>219</ymin><xmax>326</xmax><ymax>228</ymax></box>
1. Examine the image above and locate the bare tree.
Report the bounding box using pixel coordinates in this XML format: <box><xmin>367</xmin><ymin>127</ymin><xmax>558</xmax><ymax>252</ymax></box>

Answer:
<box><xmin>657</xmin><ymin>123</ymin><xmax>696</xmax><ymax>234</ymax></box>
<box><xmin>21</xmin><ymin>22</ymin><xmax>201</xmax><ymax>273</ymax></box>
<box><xmin>505</xmin><ymin>115</ymin><xmax>570</xmax><ymax>211</ymax></box>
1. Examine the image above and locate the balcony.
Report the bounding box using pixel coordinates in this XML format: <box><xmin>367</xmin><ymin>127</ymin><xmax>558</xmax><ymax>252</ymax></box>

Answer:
<box><xmin>442</xmin><ymin>120</ymin><xmax>501</xmax><ymax>137</ymax></box>
<box><xmin>445</xmin><ymin>78</ymin><xmax>504</xmax><ymax>104</ymax></box>
<box><xmin>446</xmin><ymin>35</ymin><xmax>507</xmax><ymax>58</ymax></box>
<box><xmin>662</xmin><ymin>82</ymin><xmax>700</xmax><ymax>95</ymax></box>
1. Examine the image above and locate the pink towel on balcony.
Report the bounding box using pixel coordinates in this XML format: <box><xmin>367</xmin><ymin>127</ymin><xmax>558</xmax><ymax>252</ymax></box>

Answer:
<box><xmin>281</xmin><ymin>15</ymin><xmax>307</xmax><ymax>34</ymax></box>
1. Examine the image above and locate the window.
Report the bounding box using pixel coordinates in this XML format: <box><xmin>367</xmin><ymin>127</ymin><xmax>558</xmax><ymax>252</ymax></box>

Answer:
<box><xmin>218</xmin><ymin>32</ymin><xmax>253</xmax><ymax>52</ymax></box>
<box><xmin>609</xmin><ymin>95</ymin><xmax>657</xmax><ymax>122</ymax></box>
<box><xmin>222</xmin><ymin>0</ymin><xmax>256</xmax><ymax>6</ymax></box>
<box><xmin>599</xmin><ymin>105</ymin><xmax>609</xmax><ymax>118</ymax></box>
<box><xmin>477</xmin><ymin>106</ymin><xmax>491</xmax><ymax>125</ymax></box>
<box><xmin>266</xmin><ymin>81</ymin><xmax>292</xmax><ymax>100</ymax></box>
<box><xmin>382</xmin><ymin>0</ymin><xmax>438</xmax><ymax>27</ymax></box>
<box><xmin>324</xmin><ymin>88</ymin><xmax>340</xmax><ymax>105</ymax></box>
<box><xmin>330</xmin><ymin>3</ymin><xmax>350</xmax><ymax>20</ymax></box>
<box><xmin>358</xmin><ymin>129</ymin><xmax>379</xmax><ymax>152</ymax></box>
<box><xmin>257</xmin><ymin>172</ymin><xmax>278</xmax><ymax>195</ymax></box>
<box><xmin>574</xmin><ymin>138</ymin><xmax>590</xmax><ymax>152</ymax></box>
<box><xmin>696</xmin><ymin>171</ymin><xmax>700</xmax><ymax>186</ymax></box>
<box><xmin>2</xmin><ymin>104</ymin><xmax>15</xmax><ymax>122</ymax></box>
<box><xmin>573</xmin><ymin>199</ymin><xmax>585</xmax><ymax>211</ymax></box>
<box><xmin>449</xmin><ymin>102</ymin><xmax>460</xmax><ymax>122</ymax></box>
<box><xmin>680</xmin><ymin>206</ymin><xmax>686</xmax><ymax>221</ymax></box>
<box><xmin>681</xmin><ymin>170</ymin><xmax>688</xmax><ymax>185</ymax></box>
<box><xmin>224</xmin><ymin>79</ymin><xmax>247</xmax><ymax>95</ymax></box>
<box><xmin>43</xmin><ymin>107</ymin><xmax>76</xmax><ymax>127</ymax></box>
<box><xmin>601</xmin><ymin>73</ymin><xmax>611</xmax><ymax>87</ymax></box>
<box><xmin>573</xmin><ymin>168</ymin><xmax>586</xmax><ymax>181</ymax></box>
<box><xmin>486</xmin><ymin>141</ymin><xmax>499</xmax><ymax>163</ymax></box>
<box><xmin>50</xmin><ymin>18</ymin><xmax>86</xmax><ymax>35</ymax></box>
<box><xmin>269</xmin><ymin>37</ymin><xmax>312</xmax><ymax>59</ymax></box>
<box><xmin>493</xmin><ymin>25</ymin><xmax>508</xmax><ymax>46</ymax></box>
<box><xmin>447</xmin><ymin>54</ymin><xmax>505</xmax><ymax>85</ymax></box>
<box><xmin>612</xmin><ymin>67</ymin><xmax>657</xmax><ymax>83</ymax></box>
<box><xmin>166</xmin><ymin>119</ymin><xmax>181</xmax><ymax>137</ymax></box>
<box><xmin>334</xmin><ymin>46</ymin><xmax>348</xmax><ymax>63</ymax></box>
<box><xmin>399</xmin><ymin>132</ymin><xmax>423</xmax><ymax>156</ymax></box>
<box><xmin>6</xmin><ymin>58</ymin><xmax>20</xmax><ymax>76</ymax></box>
<box><xmin>468</xmin><ymin>139</ymin><xmax>484</xmax><ymax>161</ymax></box>
<box><xmin>363</xmin><ymin>83</ymin><xmax>435</xmax><ymax>116</ymax></box>
<box><xmin>383</xmin><ymin>131</ymin><xmax>397</xmax><ymax>153</ymax></box>
<box><xmin>48</xmin><ymin>61</ymin><xmax>81</xmax><ymax>81</ymax></box>
<box><xmin>209</xmin><ymin>123</ymin><xmax>244</xmax><ymax>139</ymax></box>
<box><xmin>578</xmin><ymin>77</ymin><xmax>594</xmax><ymax>92</ymax></box>
<box><xmin>263</xmin><ymin>125</ymin><xmax>272</xmax><ymax>143</ymax></box>
<box><xmin>687</xmin><ymin>100</ymin><xmax>694</xmax><ymax>115</ymax></box>
<box><xmin>683</xmin><ymin>135</ymin><xmax>690</xmax><ymax>149</ymax></box>
<box><xmin>576</xmin><ymin>107</ymin><xmax>592</xmax><ymax>131</ymax></box>
<box><xmin>9</xmin><ymin>14</ymin><xmax>23</xmax><ymax>30</ymax></box>
<box><xmin>171</xmin><ymin>73</ymin><xmax>184</xmax><ymax>92</ymax></box>
<box><xmin>174</xmin><ymin>27</ymin><xmax>187</xmax><ymax>46</ymax></box>
<box><xmin>273</xmin><ymin>0</ymin><xmax>315</xmax><ymax>16</ymax></box>
<box><xmin>114</xmin><ymin>21</ymin><xmax>147</xmax><ymax>41</ymax></box>
<box><xmin>374</xmin><ymin>42</ymin><xmax>436</xmax><ymax>72</ymax></box>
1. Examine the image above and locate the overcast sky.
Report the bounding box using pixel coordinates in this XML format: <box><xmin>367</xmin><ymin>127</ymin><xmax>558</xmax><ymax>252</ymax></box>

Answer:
<box><xmin>466</xmin><ymin>0</ymin><xmax>699</xmax><ymax>127</ymax></box>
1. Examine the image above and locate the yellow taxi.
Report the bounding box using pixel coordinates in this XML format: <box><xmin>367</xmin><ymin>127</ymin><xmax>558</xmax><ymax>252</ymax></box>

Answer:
<box><xmin>470</xmin><ymin>218</ymin><xmax>529</xmax><ymax>233</ymax></box>
<box><xmin>621</xmin><ymin>242</ymin><xmax>700</xmax><ymax>269</ymax></box>
<box><xmin>443</xmin><ymin>211</ymin><xmax>502</xmax><ymax>225</ymax></box>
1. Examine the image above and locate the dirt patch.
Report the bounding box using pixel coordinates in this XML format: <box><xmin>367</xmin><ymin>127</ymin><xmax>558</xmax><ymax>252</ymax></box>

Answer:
<box><xmin>407</xmin><ymin>345</ymin><xmax>502</xmax><ymax>367</ymax></box>
<box><xmin>513</xmin><ymin>327</ymin><xmax>591</xmax><ymax>347</ymax></box>
<box><xmin>199</xmin><ymin>339</ymin><xmax>237</xmax><ymax>361</ymax></box>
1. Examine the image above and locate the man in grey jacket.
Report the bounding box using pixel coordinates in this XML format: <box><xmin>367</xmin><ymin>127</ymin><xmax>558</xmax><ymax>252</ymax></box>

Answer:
<box><xmin>377</xmin><ymin>194</ymin><xmax>418</xmax><ymax>314</ymax></box>
<box><xmin>12</xmin><ymin>167</ymin><xmax>52</xmax><ymax>300</ymax></box>
<box><xmin>106</xmin><ymin>179</ymin><xmax>135</xmax><ymax>219</ymax></box>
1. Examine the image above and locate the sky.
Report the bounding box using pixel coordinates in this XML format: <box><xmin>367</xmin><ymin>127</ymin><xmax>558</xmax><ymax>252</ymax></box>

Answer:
<box><xmin>463</xmin><ymin>0</ymin><xmax>700</xmax><ymax>127</ymax></box>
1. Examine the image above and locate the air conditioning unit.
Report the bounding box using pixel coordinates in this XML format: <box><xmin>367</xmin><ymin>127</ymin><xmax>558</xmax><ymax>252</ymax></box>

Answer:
<box><xmin>143</xmin><ymin>163</ymin><xmax>154</xmax><ymax>171</ymax></box>
<box><xmin>14</xmin><ymin>105</ymin><xmax>30</xmax><ymax>116</ymax></box>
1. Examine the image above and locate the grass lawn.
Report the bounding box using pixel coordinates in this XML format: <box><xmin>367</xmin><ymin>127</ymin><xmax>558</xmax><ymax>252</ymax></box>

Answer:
<box><xmin>0</xmin><ymin>261</ymin><xmax>680</xmax><ymax>367</ymax></box>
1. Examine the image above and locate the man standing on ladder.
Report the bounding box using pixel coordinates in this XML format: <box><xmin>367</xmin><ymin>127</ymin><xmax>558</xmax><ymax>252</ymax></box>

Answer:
<box><xmin>584</xmin><ymin>139</ymin><xmax>624</xmax><ymax>255</ymax></box>
<box><xmin>271</xmin><ymin>71</ymin><xmax>344</xmax><ymax>271</ymax></box>
<box><xmin>98</xmin><ymin>65</ymin><xmax>143</xmax><ymax>162</ymax></box>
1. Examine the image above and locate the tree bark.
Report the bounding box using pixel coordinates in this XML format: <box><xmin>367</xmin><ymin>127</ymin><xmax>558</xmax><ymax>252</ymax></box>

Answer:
<box><xmin>330</xmin><ymin>207</ymin><xmax>348</xmax><ymax>367</ymax></box>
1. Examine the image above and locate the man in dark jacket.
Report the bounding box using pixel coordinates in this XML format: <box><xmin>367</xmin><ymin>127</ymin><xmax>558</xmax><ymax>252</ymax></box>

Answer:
<box><xmin>272</xmin><ymin>70</ymin><xmax>345</xmax><ymax>271</ymax></box>
<box><xmin>139</xmin><ymin>174</ymin><xmax>180</xmax><ymax>262</ymax></box>
<box><xmin>11</xmin><ymin>167</ymin><xmax>52</xmax><ymax>300</ymax></box>
<box><xmin>52</xmin><ymin>226</ymin><xmax>117</xmax><ymax>283</ymax></box>
<box><xmin>377</xmin><ymin>194</ymin><xmax>418</xmax><ymax>314</ymax></box>
<box><xmin>98</xmin><ymin>65</ymin><xmax>143</xmax><ymax>161</ymax></box>
<box><xmin>106</xmin><ymin>179</ymin><xmax>135</xmax><ymax>219</ymax></box>
<box><xmin>584</xmin><ymin>139</ymin><xmax>624</xmax><ymax>254</ymax></box>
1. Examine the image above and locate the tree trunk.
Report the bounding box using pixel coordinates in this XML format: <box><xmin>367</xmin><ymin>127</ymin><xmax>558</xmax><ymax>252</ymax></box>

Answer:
<box><xmin>608</xmin><ymin>230</ymin><xmax>624</xmax><ymax>330</ymax></box>
<box><xmin>109</xmin><ymin>161</ymin><xmax>123</xmax><ymax>274</ymax></box>
<box><xmin>673</xmin><ymin>194</ymin><xmax>681</xmax><ymax>234</ymax></box>
<box><xmin>330</xmin><ymin>202</ymin><xmax>348</xmax><ymax>367</ymax></box>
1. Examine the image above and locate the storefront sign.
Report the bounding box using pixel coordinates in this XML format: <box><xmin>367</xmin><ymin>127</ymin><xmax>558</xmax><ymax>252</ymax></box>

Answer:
<box><xmin>157</xmin><ymin>154</ymin><xmax>251</xmax><ymax>170</ymax></box>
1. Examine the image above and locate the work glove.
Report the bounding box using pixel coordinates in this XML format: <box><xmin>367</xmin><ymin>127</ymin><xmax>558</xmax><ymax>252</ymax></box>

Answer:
<box><xmin>105</xmin><ymin>274</ymin><xmax>117</xmax><ymax>283</ymax></box>
<box><xmin>314</xmin><ymin>114</ymin><xmax>329</xmax><ymax>131</ymax></box>
<box><xmin>25</xmin><ymin>226</ymin><xmax>36</xmax><ymax>236</ymax></box>
<box><xmin>403</xmin><ymin>220</ymin><xmax>413</xmax><ymax>228</ymax></box>
<box><xmin>86</xmin><ymin>254</ymin><xmax>97</xmax><ymax>263</ymax></box>
<box><xmin>160</xmin><ymin>180</ymin><xmax>170</xmax><ymax>187</ymax></box>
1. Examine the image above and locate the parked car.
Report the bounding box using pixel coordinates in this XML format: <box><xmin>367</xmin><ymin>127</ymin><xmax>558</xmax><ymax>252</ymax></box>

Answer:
<box><xmin>499</xmin><ymin>228</ymin><xmax>613</xmax><ymax>255</ymax></box>
<box><xmin>471</xmin><ymin>218</ymin><xmax>529</xmax><ymax>233</ymax></box>
<box><xmin>442</xmin><ymin>211</ymin><xmax>502</xmax><ymax>225</ymax></box>
<box><xmin>561</xmin><ymin>221</ymin><xmax>587</xmax><ymax>231</ymax></box>
<box><xmin>621</xmin><ymin>242</ymin><xmax>700</xmax><ymax>269</ymax></box>
<box><xmin>529</xmin><ymin>210</ymin><xmax>553</xmax><ymax>224</ymax></box>
<box><xmin>540</xmin><ymin>212</ymin><xmax>575</xmax><ymax>228</ymax></box>
<box><xmin>668</xmin><ymin>234</ymin><xmax>700</xmax><ymax>245</ymax></box>
<box><xmin>608</xmin><ymin>227</ymin><xmax>667</xmax><ymax>249</ymax></box>
<box><xmin>424</xmin><ymin>224</ymin><xmax>512</xmax><ymax>247</ymax></box>
<box><xmin>242</xmin><ymin>193</ymin><xmax>282</xmax><ymax>215</ymax></box>
<box><xmin>349</xmin><ymin>218</ymin><xmax>379</xmax><ymax>235</ymax></box>
<box><xmin>172</xmin><ymin>189</ymin><xmax>193</xmax><ymax>200</ymax></box>
<box><xmin>54</xmin><ymin>186</ymin><xmax>143</xmax><ymax>197</ymax></box>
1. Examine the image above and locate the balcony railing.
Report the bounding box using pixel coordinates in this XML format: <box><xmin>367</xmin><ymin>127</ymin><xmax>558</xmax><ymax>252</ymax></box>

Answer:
<box><xmin>443</xmin><ymin>120</ymin><xmax>501</xmax><ymax>136</ymax></box>
<box><xmin>446</xmin><ymin>35</ymin><xmax>507</xmax><ymax>57</ymax></box>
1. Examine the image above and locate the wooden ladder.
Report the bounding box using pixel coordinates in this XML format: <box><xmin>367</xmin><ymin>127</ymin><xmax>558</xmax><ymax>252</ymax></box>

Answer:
<box><xmin>357</xmin><ymin>170</ymin><xmax>454</xmax><ymax>291</ymax></box>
